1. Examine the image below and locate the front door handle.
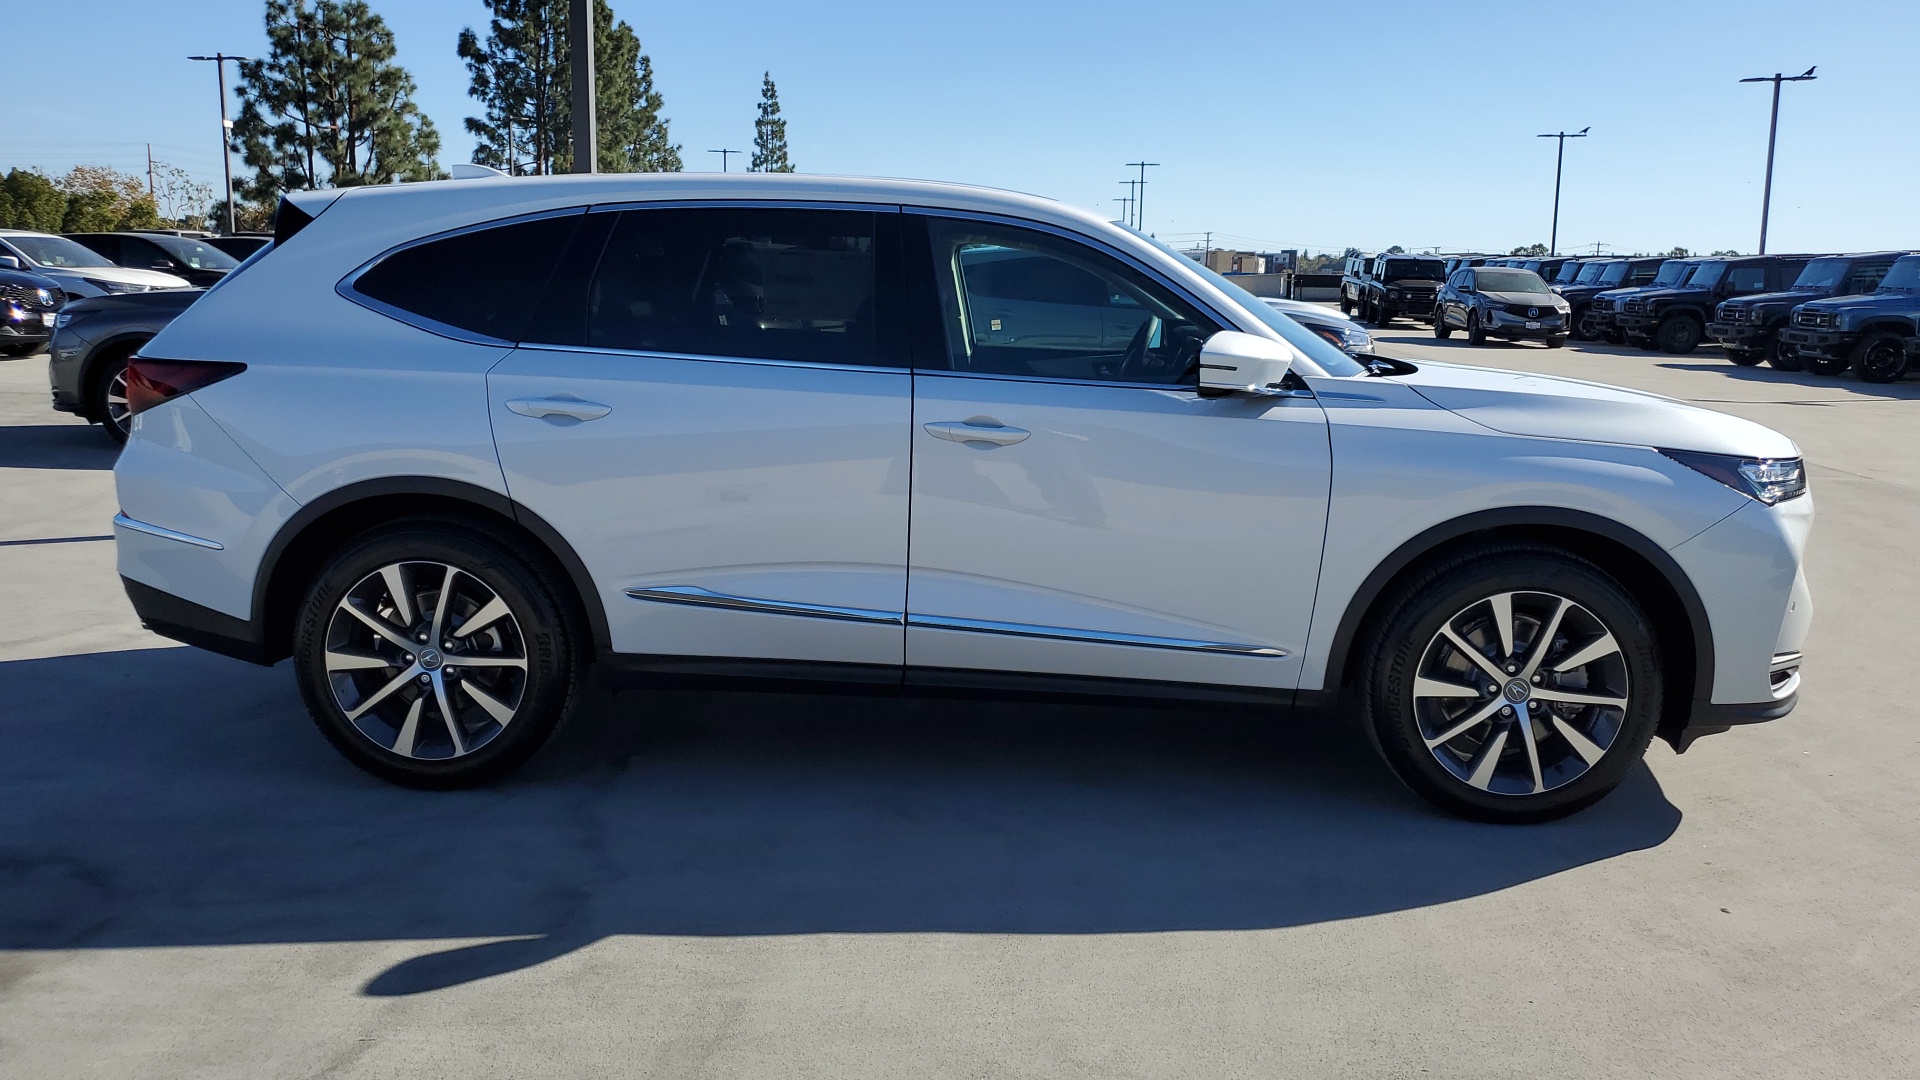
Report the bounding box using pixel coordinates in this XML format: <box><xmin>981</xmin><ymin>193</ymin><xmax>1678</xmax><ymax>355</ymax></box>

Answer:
<box><xmin>924</xmin><ymin>418</ymin><xmax>1030</xmax><ymax>446</ymax></box>
<box><xmin>505</xmin><ymin>397</ymin><xmax>613</xmax><ymax>422</ymax></box>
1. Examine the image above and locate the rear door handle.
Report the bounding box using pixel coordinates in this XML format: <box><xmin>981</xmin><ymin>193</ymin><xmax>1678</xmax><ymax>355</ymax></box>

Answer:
<box><xmin>505</xmin><ymin>397</ymin><xmax>613</xmax><ymax>421</ymax></box>
<box><xmin>924</xmin><ymin>418</ymin><xmax>1030</xmax><ymax>446</ymax></box>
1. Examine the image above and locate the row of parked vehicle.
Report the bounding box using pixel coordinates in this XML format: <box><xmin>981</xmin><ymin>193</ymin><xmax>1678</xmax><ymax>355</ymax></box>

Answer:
<box><xmin>1337</xmin><ymin>249</ymin><xmax>1920</xmax><ymax>383</ymax></box>
<box><xmin>0</xmin><ymin>228</ymin><xmax>267</xmax><ymax>356</ymax></box>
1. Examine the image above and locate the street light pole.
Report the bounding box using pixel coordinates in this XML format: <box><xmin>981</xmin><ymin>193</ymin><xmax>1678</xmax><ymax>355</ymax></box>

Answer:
<box><xmin>1740</xmin><ymin>67</ymin><xmax>1816</xmax><ymax>255</ymax></box>
<box><xmin>569</xmin><ymin>0</ymin><xmax>596</xmax><ymax>173</ymax></box>
<box><xmin>188</xmin><ymin>53</ymin><xmax>251</xmax><ymax>234</ymax></box>
<box><xmin>1534</xmin><ymin>127</ymin><xmax>1588</xmax><ymax>257</ymax></box>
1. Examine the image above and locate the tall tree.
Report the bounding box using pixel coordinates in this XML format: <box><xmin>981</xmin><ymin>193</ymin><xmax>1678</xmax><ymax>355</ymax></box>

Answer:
<box><xmin>0</xmin><ymin>169</ymin><xmax>67</xmax><ymax>231</ymax></box>
<box><xmin>750</xmin><ymin>72</ymin><xmax>791</xmax><ymax>173</ymax></box>
<box><xmin>56</xmin><ymin>166</ymin><xmax>162</xmax><ymax>232</ymax></box>
<box><xmin>459</xmin><ymin>0</ymin><xmax>679</xmax><ymax>175</ymax></box>
<box><xmin>231</xmin><ymin>0</ymin><xmax>443</xmax><ymax>203</ymax></box>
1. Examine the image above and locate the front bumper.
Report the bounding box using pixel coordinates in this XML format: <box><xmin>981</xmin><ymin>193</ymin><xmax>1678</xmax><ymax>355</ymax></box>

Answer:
<box><xmin>46</xmin><ymin>326</ymin><xmax>93</xmax><ymax>413</ymax></box>
<box><xmin>1614</xmin><ymin>313</ymin><xmax>1664</xmax><ymax>338</ymax></box>
<box><xmin>1706</xmin><ymin>322</ymin><xmax>1777</xmax><ymax>351</ymax></box>
<box><xmin>1482</xmin><ymin>312</ymin><xmax>1567</xmax><ymax>338</ymax></box>
<box><xmin>1776</xmin><ymin>327</ymin><xmax>1858</xmax><ymax>360</ymax></box>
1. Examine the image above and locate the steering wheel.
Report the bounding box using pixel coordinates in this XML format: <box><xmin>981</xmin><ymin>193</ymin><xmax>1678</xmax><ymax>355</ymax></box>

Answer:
<box><xmin>1117</xmin><ymin>316</ymin><xmax>1158</xmax><ymax>381</ymax></box>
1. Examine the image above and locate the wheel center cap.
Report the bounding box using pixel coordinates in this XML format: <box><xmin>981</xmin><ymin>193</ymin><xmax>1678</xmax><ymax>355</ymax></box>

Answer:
<box><xmin>417</xmin><ymin>648</ymin><xmax>443</xmax><ymax>671</ymax></box>
<box><xmin>1503</xmin><ymin>679</ymin><xmax>1531</xmax><ymax>703</ymax></box>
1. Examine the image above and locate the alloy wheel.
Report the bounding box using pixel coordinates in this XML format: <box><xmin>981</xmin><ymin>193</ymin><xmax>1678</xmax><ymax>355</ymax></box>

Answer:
<box><xmin>1856</xmin><ymin>337</ymin><xmax>1907</xmax><ymax>382</ymax></box>
<box><xmin>323</xmin><ymin>560</ymin><xmax>529</xmax><ymax>760</ymax></box>
<box><xmin>1411</xmin><ymin>590</ymin><xmax>1629</xmax><ymax>796</ymax></box>
<box><xmin>105</xmin><ymin>366</ymin><xmax>132</xmax><ymax>439</ymax></box>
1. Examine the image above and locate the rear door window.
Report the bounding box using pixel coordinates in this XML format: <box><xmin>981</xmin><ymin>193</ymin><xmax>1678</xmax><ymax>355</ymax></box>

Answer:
<box><xmin>349</xmin><ymin>212</ymin><xmax>583</xmax><ymax>342</ymax></box>
<box><xmin>1727</xmin><ymin>266</ymin><xmax>1769</xmax><ymax>294</ymax></box>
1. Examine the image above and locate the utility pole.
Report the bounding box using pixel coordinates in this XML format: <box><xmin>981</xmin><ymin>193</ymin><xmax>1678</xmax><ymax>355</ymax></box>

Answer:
<box><xmin>1126</xmin><ymin>161</ymin><xmax>1159</xmax><ymax>232</ymax></box>
<box><xmin>1740</xmin><ymin>67</ymin><xmax>1816</xmax><ymax>254</ymax></box>
<box><xmin>146</xmin><ymin>144</ymin><xmax>155</xmax><ymax>198</ymax></box>
<box><xmin>1118</xmin><ymin>180</ymin><xmax>1139</xmax><ymax>228</ymax></box>
<box><xmin>1203</xmin><ymin>230</ymin><xmax>1212</xmax><ymax>268</ymax></box>
<box><xmin>709</xmin><ymin>149</ymin><xmax>741</xmax><ymax>172</ymax></box>
<box><xmin>1114</xmin><ymin>195</ymin><xmax>1131</xmax><ymax>224</ymax></box>
<box><xmin>1535</xmin><ymin>127</ymin><xmax>1588</xmax><ymax>257</ymax></box>
<box><xmin>569</xmin><ymin>0</ymin><xmax>596</xmax><ymax>173</ymax></box>
<box><xmin>188</xmin><ymin>53</ymin><xmax>250</xmax><ymax>234</ymax></box>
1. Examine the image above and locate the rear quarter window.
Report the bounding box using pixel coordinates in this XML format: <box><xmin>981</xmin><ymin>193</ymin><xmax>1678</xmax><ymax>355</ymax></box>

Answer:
<box><xmin>348</xmin><ymin>212</ymin><xmax>582</xmax><ymax>342</ymax></box>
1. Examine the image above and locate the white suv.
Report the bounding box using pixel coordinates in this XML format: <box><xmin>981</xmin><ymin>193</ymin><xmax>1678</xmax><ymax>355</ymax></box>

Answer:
<box><xmin>112</xmin><ymin>174</ymin><xmax>1812</xmax><ymax>821</ymax></box>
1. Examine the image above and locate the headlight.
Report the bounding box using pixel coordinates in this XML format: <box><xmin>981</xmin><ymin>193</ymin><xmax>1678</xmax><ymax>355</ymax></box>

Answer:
<box><xmin>54</xmin><ymin>312</ymin><xmax>74</xmax><ymax>329</ymax></box>
<box><xmin>1661</xmin><ymin>449</ymin><xmax>1807</xmax><ymax>506</ymax></box>
<box><xmin>1387</xmin><ymin>288</ymin><xmax>1401</xmax><ymax>299</ymax></box>
<box><xmin>1342</xmin><ymin>327</ymin><xmax>1371</xmax><ymax>353</ymax></box>
<box><xmin>83</xmin><ymin>278</ymin><xmax>149</xmax><ymax>294</ymax></box>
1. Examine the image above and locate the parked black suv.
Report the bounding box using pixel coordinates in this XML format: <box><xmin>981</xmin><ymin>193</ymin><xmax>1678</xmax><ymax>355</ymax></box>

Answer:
<box><xmin>1587</xmin><ymin>259</ymin><xmax>1699</xmax><ymax>345</ymax></box>
<box><xmin>1708</xmin><ymin>252</ymin><xmax>1906</xmax><ymax>371</ymax></box>
<box><xmin>1432</xmin><ymin>265</ymin><xmax>1570</xmax><ymax>346</ymax></box>
<box><xmin>0</xmin><ymin>265</ymin><xmax>64</xmax><ymax>356</ymax></box>
<box><xmin>1339</xmin><ymin>253</ymin><xmax>1374</xmax><ymax>316</ymax></box>
<box><xmin>1360</xmin><ymin>254</ymin><xmax>1445</xmax><ymax>325</ymax></box>
<box><xmin>47</xmin><ymin>287</ymin><xmax>202</xmax><ymax>443</ymax></box>
<box><xmin>1548</xmin><ymin>259</ymin><xmax>1584</xmax><ymax>286</ymax></box>
<box><xmin>1554</xmin><ymin>257</ymin><xmax>1664</xmax><ymax>341</ymax></box>
<box><xmin>66</xmin><ymin>232</ymin><xmax>240</xmax><ymax>288</ymax></box>
<box><xmin>1614</xmin><ymin>255</ymin><xmax>1811</xmax><ymax>354</ymax></box>
<box><xmin>1776</xmin><ymin>253</ymin><xmax>1920</xmax><ymax>383</ymax></box>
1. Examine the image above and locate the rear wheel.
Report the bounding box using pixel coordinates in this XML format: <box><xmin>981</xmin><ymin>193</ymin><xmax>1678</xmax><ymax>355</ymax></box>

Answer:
<box><xmin>293</xmin><ymin>523</ymin><xmax>585</xmax><ymax>788</ymax></box>
<box><xmin>1357</xmin><ymin>548</ymin><xmax>1662</xmax><ymax>823</ymax></box>
<box><xmin>1851</xmin><ymin>330</ymin><xmax>1911</xmax><ymax>383</ymax></box>
<box><xmin>1655</xmin><ymin>315</ymin><xmax>1703</xmax><ymax>354</ymax></box>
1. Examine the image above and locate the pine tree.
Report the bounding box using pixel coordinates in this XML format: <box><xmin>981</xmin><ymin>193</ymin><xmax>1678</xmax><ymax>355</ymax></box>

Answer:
<box><xmin>460</xmin><ymin>0</ymin><xmax>680</xmax><ymax>175</ymax></box>
<box><xmin>751</xmin><ymin>72</ymin><xmax>792</xmax><ymax>173</ymax></box>
<box><xmin>231</xmin><ymin>0</ymin><xmax>443</xmax><ymax>202</ymax></box>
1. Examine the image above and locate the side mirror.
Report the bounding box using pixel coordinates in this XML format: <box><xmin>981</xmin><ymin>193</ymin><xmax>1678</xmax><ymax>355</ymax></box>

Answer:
<box><xmin>1198</xmin><ymin>331</ymin><xmax>1296</xmax><ymax>397</ymax></box>
<box><xmin>0</xmin><ymin>255</ymin><xmax>19</xmax><ymax>270</ymax></box>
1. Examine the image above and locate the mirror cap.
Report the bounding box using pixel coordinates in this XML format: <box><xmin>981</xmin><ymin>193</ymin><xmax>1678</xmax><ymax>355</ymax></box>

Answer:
<box><xmin>1198</xmin><ymin>330</ymin><xmax>1297</xmax><ymax>396</ymax></box>
<box><xmin>0</xmin><ymin>255</ymin><xmax>19</xmax><ymax>270</ymax></box>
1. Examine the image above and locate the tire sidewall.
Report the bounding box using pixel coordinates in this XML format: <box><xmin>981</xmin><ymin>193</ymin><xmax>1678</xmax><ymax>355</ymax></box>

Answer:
<box><xmin>292</xmin><ymin>524</ymin><xmax>580</xmax><ymax>788</ymax></box>
<box><xmin>1361</xmin><ymin>552</ymin><xmax>1663</xmax><ymax>823</ymax></box>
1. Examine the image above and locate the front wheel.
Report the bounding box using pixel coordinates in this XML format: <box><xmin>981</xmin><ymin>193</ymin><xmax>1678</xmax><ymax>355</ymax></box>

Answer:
<box><xmin>1545</xmin><ymin>335</ymin><xmax>1567</xmax><ymax>349</ymax></box>
<box><xmin>1602</xmin><ymin>329</ymin><xmax>1626</xmax><ymax>345</ymax></box>
<box><xmin>1340</xmin><ymin>296</ymin><xmax>1353</xmax><ymax>316</ymax></box>
<box><xmin>1433</xmin><ymin>308</ymin><xmax>1451</xmax><ymax>339</ymax></box>
<box><xmin>293</xmin><ymin>523</ymin><xmax>585</xmax><ymax>788</ymax></box>
<box><xmin>1357</xmin><ymin>548</ymin><xmax>1663</xmax><ymax>823</ymax></box>
<box><xmin>1467</xmin><ymin>312</ymin><xmax>1485</xmax><ymax>346</ymax></box>
<box><xmin>91</xmin><ymin>350</ymin><xmax>135</xmax><ymax>445</ymax></box>
<box><xmin>1851</xmin><ymin>330</ymin><xmax>1911</xmax><ymax>383</ymax></box>
<box><xmin>1655</xmin><ymin>315</ymin><xmax>1703</xmax><ymax>354</ymax></box>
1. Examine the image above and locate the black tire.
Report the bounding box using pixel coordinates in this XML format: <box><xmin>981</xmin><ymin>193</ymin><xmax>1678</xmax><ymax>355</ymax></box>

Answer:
<box><xmin>1655</xmin><ymin>315</ymin><xmax>1703</xmax><ymax>355</ymax></box>
<box><xmin>89</xmin><ymin>346</ymin><xmax>138</xmax><ymax>446</ymax></box>
<box><xmin>1801</xmin><ymin>352</ymin><xmax>1848</xmax><ymax>376</ymax></box>
<box><xmin>1603</xmin><ymin>329</ymin><xmax>1626</xmax><ymax>345</ymax></box>
<box><xmin>1850</xmin><ymin>330</ymin><xmax>1911</xmax><ymax>384</ymax></box>
<box><xmin>293</xmin><ymin>522</ymin><xmax>585</xmax><ymax>788</ymax></box>
<box><xmin>1634</xmin><ymin>336</ymin><xmax>1660</xmax><ymax>351</ymax></box>
<box><xmin>1545</xmin><ymin>335</ymin><xmax>1566</xmax><ymax>349</ymax></box>
<box><xmin>1466</xmin><ymin>312</ymin><xmax>1485</xmax><ymax>346</ymax></box>
<box><xmin>1433</xmin><ymin>308</ymin><xmax>1451</xmax><ymax>339</ymax></box>
<box><xmin>1372</xmin><ymin>299</ymin><xmax>1391</xmax><ymax>326</ymax></box>
<box><xmin>1356</xmin><ymin>547</ymin><xmax>1663</xmax><ymax>823</ymax></box>
<box><xmin>1727</xmin><ymin>349</ymin><xmax>1765</xmax><ymax>368</ymax></box>
<box><xmin>1570</xmin><ymin>305</ymin><xmax>1600</xmax><ymax>341</ymax></box>
<box><xmin>1340</xmin><ymin>295</ymin><xmax>1353</xmax><ymax>316</ymax></box>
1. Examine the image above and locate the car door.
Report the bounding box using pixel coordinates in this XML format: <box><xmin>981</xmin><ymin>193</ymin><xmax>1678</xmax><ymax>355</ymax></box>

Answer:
<box><xmin>903</xmin><ymin>213</ymin><xmax>1331</xmax><ymax>690</ymax></box>
<box><xmin>489</xmin><ymin>204</ymin><xmax>913</xmax><ymax>668</ymax></box>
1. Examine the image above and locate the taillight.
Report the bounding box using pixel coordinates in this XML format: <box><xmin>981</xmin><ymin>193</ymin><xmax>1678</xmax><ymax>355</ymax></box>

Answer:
<box><xmin>125</xmin><ymin>357</ymin><xmax>247</xmax><ymax>417</ymax></box>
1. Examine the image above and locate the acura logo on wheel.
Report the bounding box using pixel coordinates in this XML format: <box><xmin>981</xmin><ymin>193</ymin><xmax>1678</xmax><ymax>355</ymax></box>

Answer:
<box><xmin>417</xmin><ymin>648</ymin><xmax>443</xmax><ymax>671</ymax></box>
<box><xmin>1503</xmin><ymin>679</ymin><xmax>1531</xmax><ymax>703</ymax></box>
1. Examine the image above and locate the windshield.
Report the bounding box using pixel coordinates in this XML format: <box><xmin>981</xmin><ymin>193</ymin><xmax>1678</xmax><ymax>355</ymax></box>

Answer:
<box><xmin>1476</xmin><ymin>268</ymin><xmax>1550</xmax><ymax>293</ymax></box>
<box><xmin>1880</xmin><ymin>256</ymin><xmax>1920</xmax><ymax>292</ymax></box>
<box><xmin>1553</xmin><ymin>261</ymin><xmax>1582</xmax><ymax>283</ymax></box>
<box><xmin>3</xmin><ymin>234</ymin><xmax>116</xmax><ymax>269</ymax></box>
<box><xmin>1128</xmin><ymin>227</ymin><xmax>1367</xmax><ymax>377</ymax></box>
<box><xmin>1384</xmin><ymin>259</ymin><xmax>1445</xmax><ymax>281</ymax></box>
<box><xmin>1574</xmin><ymin>261</ymin><xmax>1614</xmax><ymax>285</ymax></box>
<box><xmin>1651</xmin><ymin>260</ymin><xmax>1694</xmax><ymax>287</ymax></box>
<box><xmin>148</xmin><ymin>235</ymin><xmax>239</xmax><ymax>270</ymax></box>
<box><xmin>1791</xmin><ymin>258</ymin><xmax>1850</xmax><ymax>290</ymax></box>
<box><xmin>1685</xmin><ymin>262</ymin><xmax>1727</xmax><ymax>289</ymax></box>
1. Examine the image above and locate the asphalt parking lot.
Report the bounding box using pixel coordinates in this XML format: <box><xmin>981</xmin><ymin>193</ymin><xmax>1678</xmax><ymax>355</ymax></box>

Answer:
<box><xmin>2</xmin><ymin>329</ymin><xmax>1917</xmax><ymax>1079</ymax></box>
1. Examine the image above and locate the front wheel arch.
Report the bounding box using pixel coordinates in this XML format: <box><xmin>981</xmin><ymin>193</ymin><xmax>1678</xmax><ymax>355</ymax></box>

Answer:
<box><xmin>256</xmin><ymin>479</ymin><xmax>608</xmax><ymax>666</ymax></box>
<box><xmin>1321</xmin><ymin>510</ymin><xmax>1710</xmax><ymax>752</ymax></box>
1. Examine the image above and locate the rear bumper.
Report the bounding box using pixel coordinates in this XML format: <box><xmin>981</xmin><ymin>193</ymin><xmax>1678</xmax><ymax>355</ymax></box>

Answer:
<box><xmin>122</xmin><ymin>576</ymin><xmax>273</xmax><ymax>665</ymax></box>
<box><xmin>1776</xmin><ymin>327</ymin><xmax>1858</xmax><ymax>360</ymax></box>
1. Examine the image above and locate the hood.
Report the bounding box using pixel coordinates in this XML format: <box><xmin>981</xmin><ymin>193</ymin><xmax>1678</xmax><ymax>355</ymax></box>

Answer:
<box><xmin>1722</xmin><ymin>288</ymin><xmax>1817</xmax><ymax>310</ymax></box>
<box><xmin>0</xmin><ymin>267</ymin><xmax>63</xmax><ymax>292</ymax></box>
<box><xmin>62</xmin><ymin>287</ymin><xmax>205</xmax><ymax>317</ymax></box>
<box><xmin>1389</xmin><ymin>360</ymin><xmax>1799</xmax><ymax>459</ymax></box>
<box><xmin>1383</xmin><ymin>277</ymin><xmax>1442</xmax><ymax>288</ymax></box>
<box><xmin>1627</xmin><ymin>286</ymin><xmax>1705</xmax><ymax>304</ymax></box>
<box><xmin>1479</xmin><ymin>289</ymin><xmax>1560</xmax><ymax>306</ymax></box>
<box><xmin>1798</xmin><ymin>290</ymin><xmax>1916</xmax><ymax>314</ymax></box>
<box><xmin>38</xmin><ymin>264</ymin><xmax>191</xmax><ymax>289</ymax></box>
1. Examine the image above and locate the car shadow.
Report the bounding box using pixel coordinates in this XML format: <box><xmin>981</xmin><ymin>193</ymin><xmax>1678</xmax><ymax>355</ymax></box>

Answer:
<box><xmin>0</xmin><ymin>423</ymin><xmax>117</xmax><ymax>470</ymax></box>
<box><xmin>0</xmin><ymin>646</ymin><xmax>1682</xmax><ymax>996</ymax></box>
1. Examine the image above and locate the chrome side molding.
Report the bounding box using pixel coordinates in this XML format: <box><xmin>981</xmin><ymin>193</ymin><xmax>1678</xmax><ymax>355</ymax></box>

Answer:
<box><xmin>627</xmin><ymin>585</ymin><xmax>903</xmax><ymax>625</ymax></box>
<box><xmin>907</xmin><ymin>613</ymin><xmax>1287</xmax><ymax>657</ymax></box>
<box><xmin>112</xmin><ymin>512</ymin><xmax>224</xmax><ymax>551</ymax></box>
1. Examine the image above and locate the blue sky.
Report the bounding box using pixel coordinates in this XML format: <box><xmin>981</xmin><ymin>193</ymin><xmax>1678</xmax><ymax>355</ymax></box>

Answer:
<box><xmin>11</xmin><ymin>0</ymin><xmax>1918</xmax><ymax>256</ymax></box>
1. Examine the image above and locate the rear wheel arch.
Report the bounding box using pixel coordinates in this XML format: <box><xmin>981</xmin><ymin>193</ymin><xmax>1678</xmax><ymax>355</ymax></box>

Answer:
<box><xmin>1321</xmin><ymin>508</ymin><xmax>1710</xmax><ymax>750</ymax></box>
<box><xmin>255</xmin><ymin>478</ymin><xmax>609</xmax><ymax>665</ymax></box>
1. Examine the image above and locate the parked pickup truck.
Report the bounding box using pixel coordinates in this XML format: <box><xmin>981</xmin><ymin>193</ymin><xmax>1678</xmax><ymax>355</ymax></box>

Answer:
<box><xmin>1338</xmin><ymin>253</ymin><xmax>1374</xmax><ymax>317</ymax></box>
<box><xmin>1776</xmin><ymin>252</ymin><xmax>1920</xmax><ymax>383</ymax></box>
<box><xmin>1359</xmin><ymin>253</ymin><xmax>1446</xmax><ymax>326</ymax></box>
<box><xmin>1708</xmin><ymin>252</ymin><xmax>1906</xmax><ymax>371</ymax></box>
<box><xmin>1585</xmin><ymin>258</ymin><xmax>1696</xmax><ymax>344</ymax></box>
<box><xmin>1613</xmin><ymin>255</ymin><xmax>1811</xmax><ymax>354</ymax></box>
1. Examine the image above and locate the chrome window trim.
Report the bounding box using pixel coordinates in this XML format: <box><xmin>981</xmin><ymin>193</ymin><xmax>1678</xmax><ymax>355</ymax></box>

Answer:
<box><xmin>515</xmin><ymin>341</ymin><xmax>911</xmax><ymax>377</ymax></box>
<box><xmin>113</xmin><ymin>512</ymin><xmax>223</xmax><ymax>551</ymax></box>
<box><xmin>585</xmin><ymin>198</ymin><xmax>902</xmax><ymax>215</ymax></box>
<box><xmin>912</xmin><ymin>368</ymin><xmax>1197</xmax><ymax>394</ymax></box>
<box><xmin>908</xmin><ymin>613</ymin><xmax>1287</xmax><ymax>657</ymax></box>
<box><xmin>334</xmin><ymin>205</ymin><xmax>590</xmax><ymax>348</ymax></box>
<box><xmin>629</xmin><ymin>585</ymin><xmax>904</xmax><ymax>625</ymax></box>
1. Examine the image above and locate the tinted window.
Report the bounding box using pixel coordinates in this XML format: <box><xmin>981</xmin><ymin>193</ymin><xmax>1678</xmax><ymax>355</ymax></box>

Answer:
<box><xmin>149</xmin><ymin>235</ymin><xmax>239</xmax><ymax>270</ymax></box>
<box><xmin>925</xmin><ymin>217</ymin><xmax>1220</xmax><ymax>384</ymax></box>
<box><xmin>353</xmin><ymin>213</ymin><xmax>581</xmax><ymax>341</ymax></box>
<box><xmin>579</xmin><ymin>207</ymin><xmax>880</xmax><ymax>365</ymax></box>
<box><xmin>9</xmin><ymin>234</ymin><xmax>117</xmax><ymax>268</ymax></box>
<box><xmin>118</xmin><ymin>237</ymin><xmax>173</xmax><ymax>268</ymax></box>
<box><xmin>1847</xmin><ymin>263</ymin><xmax>1892</xmax><ymax>293</ymax></box>
<box><xmin>1384</xmin><ymin>258</ymin><xmax>1445</xmax><ymax>281</ymax></box>
<box><xmin>1476</xmin><ymin>268</ymin><xmax>1549</xmax><ymax>293</ymax></box>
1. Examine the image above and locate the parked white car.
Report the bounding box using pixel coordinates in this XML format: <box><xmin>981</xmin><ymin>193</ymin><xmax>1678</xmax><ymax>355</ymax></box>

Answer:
<box><xmin>112</xmin><ymin>174</ymin><xmax>1812</xmax><ymax>821</ymax></box>
<box><xmin>0</xmin><ymin>230</ymin><xmax>191</xmax><ymax>297</ymax></box>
